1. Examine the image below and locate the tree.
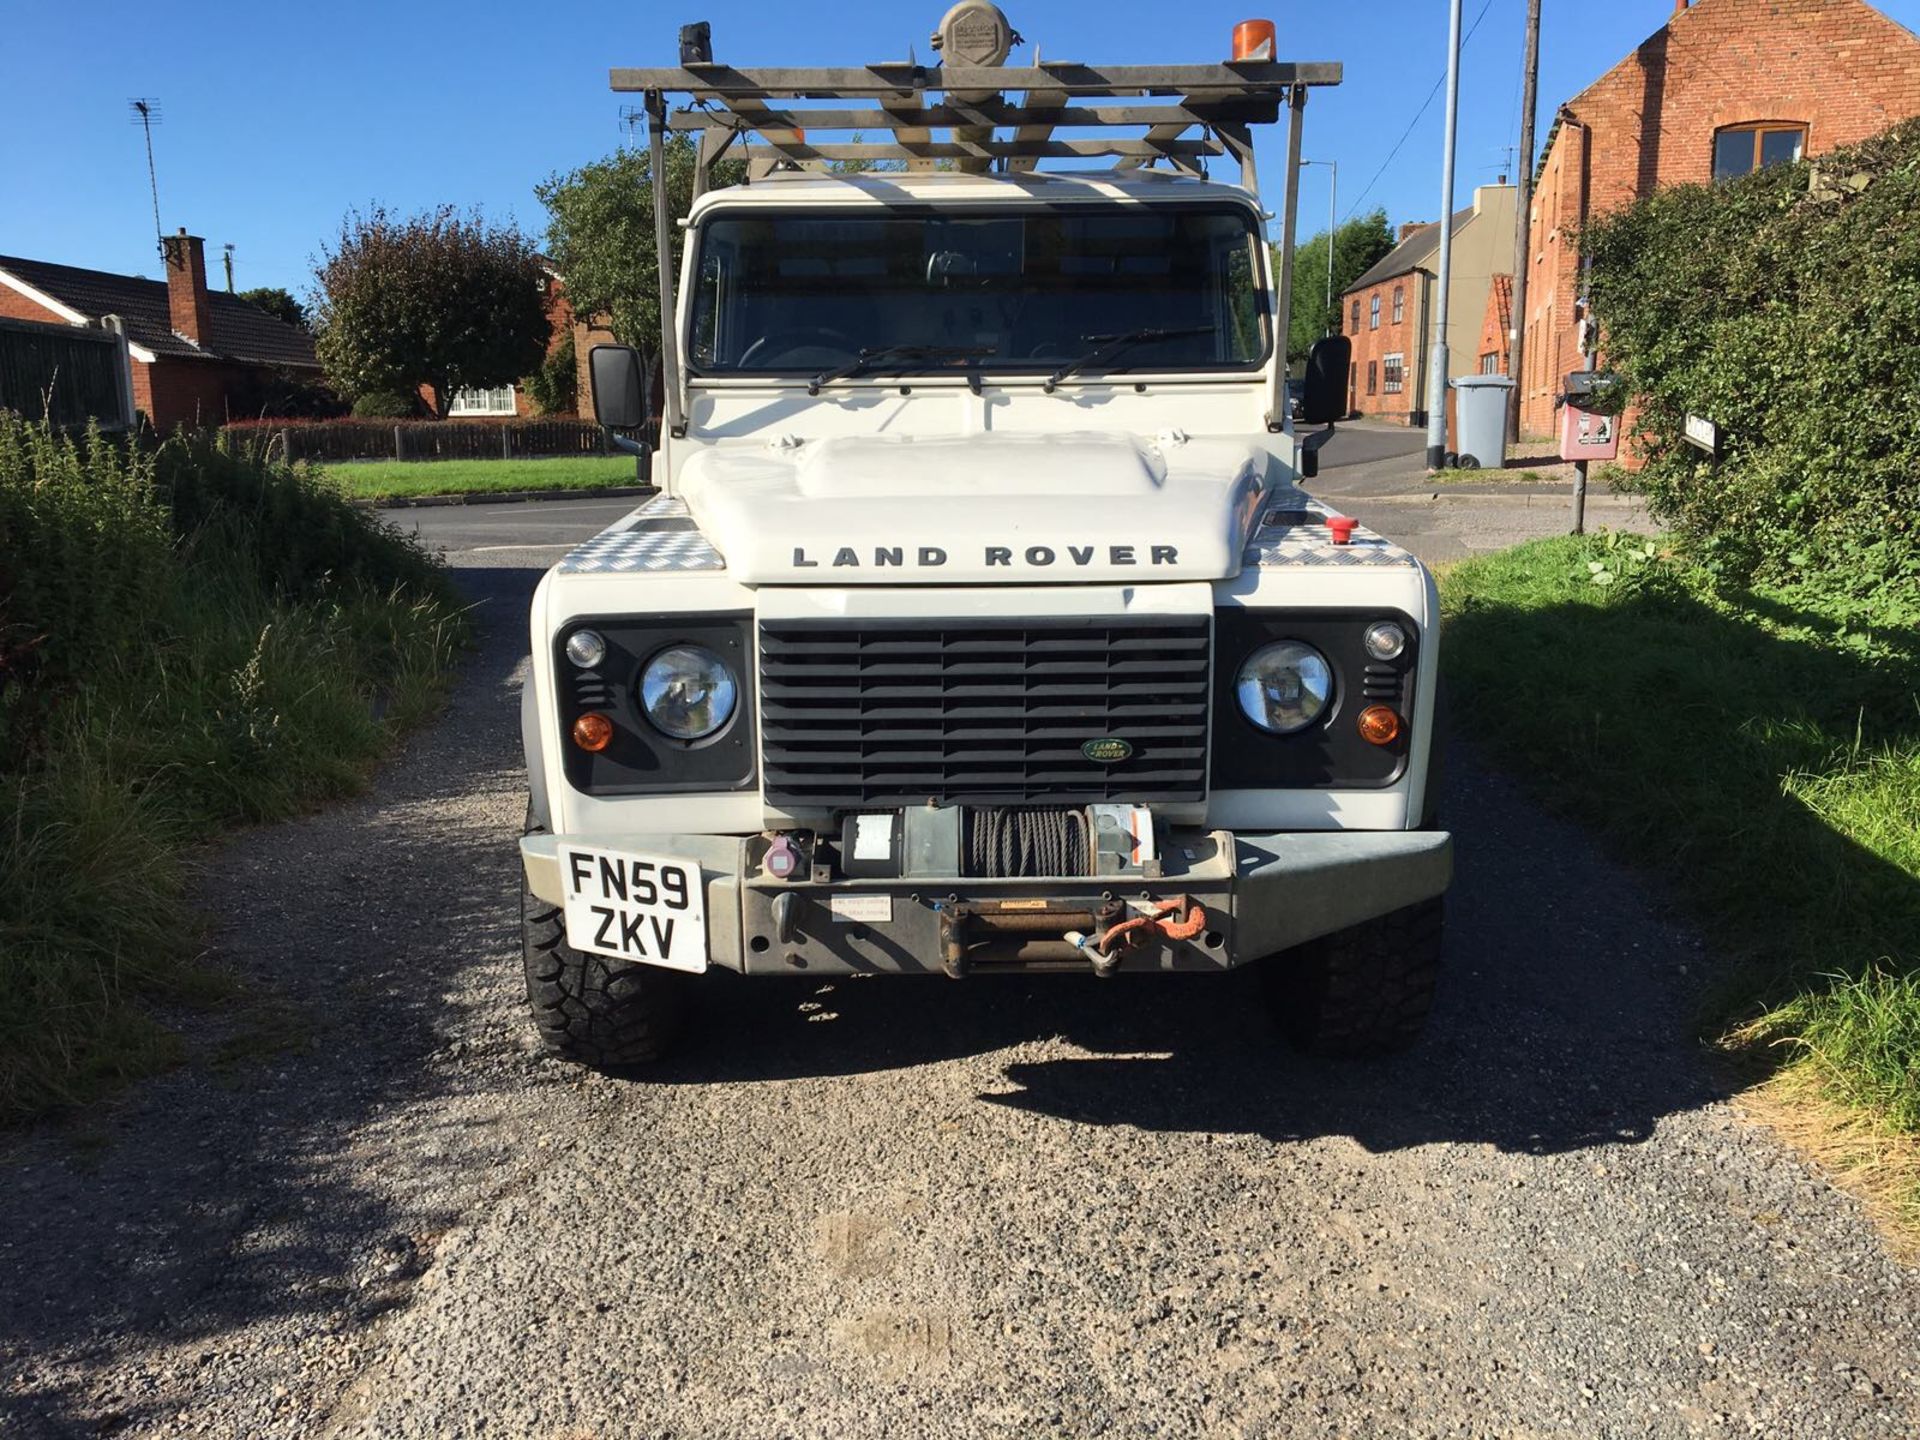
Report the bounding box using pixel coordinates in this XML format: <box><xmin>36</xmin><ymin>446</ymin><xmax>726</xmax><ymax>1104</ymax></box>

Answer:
<box><xmin>1278</xmin><ymin>209</ymin><xmax>1395</xmax><ymax>363</ymax></box>
<box><xmin>236</xmin><ymin>286</ymin><xmax>307</xmax><ymax>330</ymax></box>
<box><xmin>540</xmin><ymin>141</ymin><xmax>690</xmax><ymax>374</ymax></box>
<box><xmin>312</xmin><ymin>206</ymin><xmax>550</xmax><ymax>418</ymax></box>
<box><xmin>537</xmin><ymin>139</ymin><xmax>746</xmax><ymax>380</ymax></box>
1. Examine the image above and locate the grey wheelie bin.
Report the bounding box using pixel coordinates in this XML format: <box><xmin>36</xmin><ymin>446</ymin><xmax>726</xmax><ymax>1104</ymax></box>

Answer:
<box><xmin>1449</xmin><ymin>374</ymin><xmax>1514</xmax><ymax>469</ymax></box>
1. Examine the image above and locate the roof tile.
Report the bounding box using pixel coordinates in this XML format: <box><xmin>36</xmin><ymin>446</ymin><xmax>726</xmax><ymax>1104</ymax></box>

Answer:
<box><xmin>1343</xmin><ymin>203</ymin><xmax>1476</xmax><ymax>295</ymax></box>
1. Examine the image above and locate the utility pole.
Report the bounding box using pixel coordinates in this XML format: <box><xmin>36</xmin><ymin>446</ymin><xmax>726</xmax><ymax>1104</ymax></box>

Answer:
<box><xmin>1424</xmin><ymin>0</ymin><xmax>1464</xmax><ymax>472</ymax></box>
<box><xmin>1299</xmin><ymin>159</ymin><xmax>1338</xmax><ymax>332</ymax></box>
<box><xmin>1507</xmin><ymin>0</ymin><xmax>1542</xmax><ymax>443</ymax></box>
<box><xmin>222</xmin><ymin>243</ymin><xmax>235</xmax><ymax>292</ymax></box>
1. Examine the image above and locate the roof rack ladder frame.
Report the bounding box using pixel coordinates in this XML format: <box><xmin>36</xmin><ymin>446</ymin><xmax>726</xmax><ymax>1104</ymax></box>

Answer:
<box><xmin>648</xmin><ymin>90</ymin><xmax>688</xmax><ymax>439</ymax></box>
<box><xmin>692</xmin><ymin>124</ymin><xmax>740</xmax><ymax>200</ymax></box>
<box><xmin>1268</xmin><ymin>84</ymin><xmax>1306</xmax><ymax>433</ymax></box>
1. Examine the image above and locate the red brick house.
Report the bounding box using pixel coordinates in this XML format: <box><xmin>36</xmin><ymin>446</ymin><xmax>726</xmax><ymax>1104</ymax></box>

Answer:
<box><xmin>1517</xmin><ymin>0</ymin><xmax>1920</xmax><ymax>436</ymax></box>
<box><xmin>1341</xmin><ymin>185</ymin><xmax>1515</xmax><ymax>425</ymax></box>
<box><xmin>0</xmin><ymin>230</ymin><xmax>320</xmax><ymax>430</ymax></box>
<box><xmin>1478</xmin><ymin>274</ymin><xmax>1513</xmax><ymax>376</ymax></box>
<box><xmin>572</xmin><ymin>311</ymin><xmax>619</xmax><ymax>425</ymax></box>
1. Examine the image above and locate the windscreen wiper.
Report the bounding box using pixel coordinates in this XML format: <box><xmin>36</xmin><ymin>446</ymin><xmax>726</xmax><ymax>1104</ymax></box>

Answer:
<box><xmin>808</xmin><ymin>344</ymin><xmax>997</xmax><ymax>396</ymax></box>
<box><xmin>1043</xmin><ymin>326</ymin><xmax>1213</xmax><ymax>393</ymax></box>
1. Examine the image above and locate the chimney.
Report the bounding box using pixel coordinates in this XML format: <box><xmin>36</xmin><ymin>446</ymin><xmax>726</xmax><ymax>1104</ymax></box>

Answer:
<box><xmin>161</xmin><ymin>228</ymin><xmax>213</xmax><ymax>347</ymax></box>
<box><xmin>1398</xmin><ymin>221</ymin><xmax>1430</xmax><ymax>243</ymax></box>
<box><xmin>1673</xmin><ymin>0</ymin><xmax>1688</xmax><ymax>14</ymax></box>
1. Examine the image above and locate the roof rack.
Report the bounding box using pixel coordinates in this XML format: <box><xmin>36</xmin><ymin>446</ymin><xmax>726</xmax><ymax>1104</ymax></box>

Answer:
<box><xmin>613</xmin><ymin>9</ymin><xmax>1340</xmax><ymax>438</ymax></box>
<box><xmin>612</xmin><ymin>59</ymin><xmax>1340</xmax><ymax>189</ymax></box>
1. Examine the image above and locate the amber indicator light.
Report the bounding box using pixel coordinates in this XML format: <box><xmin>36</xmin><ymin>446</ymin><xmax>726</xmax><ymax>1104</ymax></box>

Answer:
<box><xmin>572</xmin><ymin>712</ymin><xmax>614</xmax><ymax>752</ymax></box>
<box><xmin>1356</xmin><ymin>705</ymin><xmax>1402</xmax><ymax>746</ymax></box>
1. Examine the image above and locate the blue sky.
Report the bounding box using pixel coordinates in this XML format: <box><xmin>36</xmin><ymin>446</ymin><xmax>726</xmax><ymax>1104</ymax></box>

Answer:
<box><xmin>5</xmin><ymin>0</ymin><xmax>1918</xmax><ymax>297</ymax></box>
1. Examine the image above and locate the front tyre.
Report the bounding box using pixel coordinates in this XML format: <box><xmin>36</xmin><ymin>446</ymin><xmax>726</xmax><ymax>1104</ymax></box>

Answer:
<box><xmin>1262</xmin><ymin>898</ymin><xmax>1443</xmax><ymax>1057</ymax></box>
<box><xmin>520</xmin><ymin>809</ymin><xmax>690</xmax><ymax>1066</ymax></box>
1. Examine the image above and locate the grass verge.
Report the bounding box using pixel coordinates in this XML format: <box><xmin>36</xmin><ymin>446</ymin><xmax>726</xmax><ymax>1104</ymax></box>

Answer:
<box><xmin>1</xmin><ymin>421</ymin><xmax>466</xmax><ymax>1122</ymax></box>
<box><xmin>320</xmin><ymin>455</ymin><xmax>639</xmax><ymax>500</ymax></box>
<box><xmin>1441</xmin><ymin>531</ymin><xmax>1920</xmax><ymax>1228</ymax></box>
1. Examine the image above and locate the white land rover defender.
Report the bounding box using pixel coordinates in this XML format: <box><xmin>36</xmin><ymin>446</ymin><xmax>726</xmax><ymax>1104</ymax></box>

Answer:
<box><xmin>518</xmin><ymin>6</ymin><xmax>1450</xmax><ymax>1064</ymax></box>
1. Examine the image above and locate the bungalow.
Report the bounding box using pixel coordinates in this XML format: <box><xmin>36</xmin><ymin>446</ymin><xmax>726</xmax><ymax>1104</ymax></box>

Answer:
<box><xmin>0</xmin><ymin>229</ymin><xmax>321</xmax><ymax>431</ymax></box>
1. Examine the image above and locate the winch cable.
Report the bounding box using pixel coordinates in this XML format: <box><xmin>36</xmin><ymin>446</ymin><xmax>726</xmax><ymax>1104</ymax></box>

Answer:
<box><xmin>964</xmin><ymin>807</ymin><xmax>1091</xmax><ymax>878</ymax></box>
<box><xmin>1095</xmin><ymin>897</ymin><xmax>1206</xmax><ymax>956</ymax></box>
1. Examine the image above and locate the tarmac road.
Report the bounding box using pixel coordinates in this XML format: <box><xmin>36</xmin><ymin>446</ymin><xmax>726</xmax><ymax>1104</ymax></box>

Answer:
<box><xmin>0</xmin><ymin>446</ymin><xmax>1909</xmax><ymax>1439</ymax></box>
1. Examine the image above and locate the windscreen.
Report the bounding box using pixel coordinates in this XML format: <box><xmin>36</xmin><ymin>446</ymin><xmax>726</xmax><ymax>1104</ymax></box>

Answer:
<box><xmin>687</xmin><ymin>204</ymin><xmax>1269</xmax><ymax>377</ymax></box>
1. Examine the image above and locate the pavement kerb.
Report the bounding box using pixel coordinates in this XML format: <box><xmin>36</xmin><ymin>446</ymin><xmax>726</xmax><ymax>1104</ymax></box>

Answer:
<box><xmin>1320</xmin><ymin>488</ymin><xmax>1647</xmax><ymax>506</ymax></box>
<box><xmin>353</xmin><ymin>485</ymin><xmax>656</xmax><ymax>511</ymax></box>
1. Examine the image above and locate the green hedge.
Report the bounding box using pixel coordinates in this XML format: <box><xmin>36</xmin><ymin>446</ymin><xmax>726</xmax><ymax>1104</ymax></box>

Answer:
<box><xmin>1584</xmin><ymin>117</ymin><xmax>1920</xmax><ymax>618</ymax></box>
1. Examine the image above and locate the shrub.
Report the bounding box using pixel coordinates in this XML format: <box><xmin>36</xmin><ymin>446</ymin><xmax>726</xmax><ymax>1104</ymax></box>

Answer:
<box><xmin>0</xmin><ymin>416</ymin><xmax>463</xmax><ymax>1120</ymax></box>
<box><xmin>350</xmin><ymin>389</ymin><xmax>418</xmax><ymax>419</ymax></box>
<box><xmin>522</xmin><ymin>330</ymin><xmax>578</xmax><ymax>416</ymax></box>
<box><xmin>223</xmin><ymin>366</ymin><xmax>345</xmax><ymax>421</ymax></box>
<box><xmin>1583</xmin><ymin>118</ymin><xmax>1920</xmax><ymax>606</ymax></box>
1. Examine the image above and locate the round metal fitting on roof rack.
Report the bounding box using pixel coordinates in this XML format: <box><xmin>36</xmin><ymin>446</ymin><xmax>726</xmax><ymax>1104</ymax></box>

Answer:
<box><xmin>932</xmin><ymin>2</ymin><xmax>1015</xmax><ymax>68</ymax></box>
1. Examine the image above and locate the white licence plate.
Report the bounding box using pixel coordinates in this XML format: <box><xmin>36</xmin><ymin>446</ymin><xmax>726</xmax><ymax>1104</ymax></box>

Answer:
<box><xmin>558</xmin><ymin>845</ymin><xmax>708</xmax><ymax>973</ymax></box>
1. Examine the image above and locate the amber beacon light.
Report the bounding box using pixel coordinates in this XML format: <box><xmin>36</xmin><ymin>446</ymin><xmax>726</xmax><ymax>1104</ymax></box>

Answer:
<box><xmin>1232</xmin><ymin>18</ymin><xmax>1276</xmax><ymax>61</ymax></box>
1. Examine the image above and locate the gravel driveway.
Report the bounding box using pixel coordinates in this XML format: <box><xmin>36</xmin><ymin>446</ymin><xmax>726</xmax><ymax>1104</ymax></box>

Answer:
<box><xmin>2</xmin><ymin>529</ymin><xmax>1914</xmax><ymax>1439</ymax></box>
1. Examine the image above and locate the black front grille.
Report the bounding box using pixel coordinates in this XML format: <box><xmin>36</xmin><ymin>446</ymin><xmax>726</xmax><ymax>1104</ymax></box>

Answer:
<box><xmin>758</xmin><ymin>616</ymin><xmax>1212</xmax><ymax>808</ymax></box>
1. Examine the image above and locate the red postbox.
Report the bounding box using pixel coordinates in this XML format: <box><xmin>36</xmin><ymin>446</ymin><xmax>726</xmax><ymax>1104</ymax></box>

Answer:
<box><xmin>1557</xmin><ymin>371</ymin><xmax>1620</xmax><ymax>462</ymax></box>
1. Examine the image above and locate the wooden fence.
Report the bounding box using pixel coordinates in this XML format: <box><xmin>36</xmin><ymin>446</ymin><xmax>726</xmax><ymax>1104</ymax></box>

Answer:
<box><xmin>0</xmin><ymin>317</ymin><xmax>133</xmax><ymax>430</ymax></box>
<box><xmin>222</xmin><ymin>417</ymin><xmax>615</xmax><ymax>464</ymax></box>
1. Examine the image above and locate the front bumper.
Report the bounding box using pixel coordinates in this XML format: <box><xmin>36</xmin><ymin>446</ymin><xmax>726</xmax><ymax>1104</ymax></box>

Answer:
<box><xmin>521</xmin><ymin>827</ymin><xmax>1451</xmax><ymax>977</ymax></box>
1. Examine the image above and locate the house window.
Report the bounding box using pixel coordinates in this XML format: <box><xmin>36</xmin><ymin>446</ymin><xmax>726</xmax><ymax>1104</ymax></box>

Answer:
<box><xmin>1712</xmin><ymin>123</ymin><xmax>1806</xmax><ymax>181</ymax></box>
<box><xmin>1382</xmin><ymin>353</ymin><xmax>1403</xmax><ymax>394</ymax></box>
<box><xmin>1350</xmin><ymin>299</ymin><xmax>1361</xmax><ymax>332</ymax></box>
<box><xmin>1369</xmin><ymin>295</ymin><xmax>1381</xmax><ymax>330</ymax></box>
<box><xmin>1392</xmin><ymin>286</ymin><xmax>1404</xmax><ymax>325</ymax></box>
<box><xmin>1366</xmin><ymin>360</ymin><xmax>1378</xmax><ymax>396</ymax></box>
<box><xmin>448</xmin><ymin>385</ymin><xmax>517</xmax><ymax>416</ymax></box>
<box><xmin>1480</xmin><ymin>351</ymin><xmax>1500</xmax><ymax>375</ymax></box>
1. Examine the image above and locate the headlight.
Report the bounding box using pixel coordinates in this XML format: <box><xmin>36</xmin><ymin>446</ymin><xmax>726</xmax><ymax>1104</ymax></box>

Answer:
<box><xmin>639</xmin><ymin>644</ymin><xmax>738</xmax><ymax>739</ymax></box>
<box><xmin>1235</xmin><ymin>640</ymin><xmax>1333</xmax><ymax>734</ymax></box>
<box><xmin>1363</xmin><ymin>620</ymin><xmax>1407</xmax><ymax>661</ymax></box>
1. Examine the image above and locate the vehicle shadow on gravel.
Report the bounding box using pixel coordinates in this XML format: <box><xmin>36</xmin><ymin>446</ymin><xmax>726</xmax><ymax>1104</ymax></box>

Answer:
<box><xmin>658</xmin><ymin>747</ymin><xmax>1722</xmax><ymax>1158</ymax></box>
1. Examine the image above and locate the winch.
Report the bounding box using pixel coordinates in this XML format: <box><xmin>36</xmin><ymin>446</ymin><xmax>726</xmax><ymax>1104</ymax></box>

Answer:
<box><xmin>806</xmin><ymin>803</ymin><xmax>1159</xmax><ymax>881</ymax></box>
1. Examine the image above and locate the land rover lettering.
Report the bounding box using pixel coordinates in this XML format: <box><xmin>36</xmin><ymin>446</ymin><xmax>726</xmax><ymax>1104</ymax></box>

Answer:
<box><xmin>786</xmin><ymin>544</ymin><xmax>1183</xmax><ymax>569</ymax></box>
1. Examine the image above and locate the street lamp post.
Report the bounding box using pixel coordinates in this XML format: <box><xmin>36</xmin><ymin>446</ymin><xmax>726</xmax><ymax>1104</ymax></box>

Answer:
<box><xmin>1425</xmin><ymin>0</ymin><xmax>1465</xmax><ymax>472</ymax></box>
<box><xmin>1298</xmin><ymin>159</ymin><xmax>1337</xmax><ymax>332</ymax></box>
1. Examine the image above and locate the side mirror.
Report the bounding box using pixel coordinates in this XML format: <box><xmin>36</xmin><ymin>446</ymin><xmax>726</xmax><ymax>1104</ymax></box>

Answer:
<box><xmin>588</xmin><ymin>344</ymin><xmax>646</xmax><ymax>432</ymax></box>
<box><xmin>1298</xmin><ymin>335</ymin><xmax>1350</xmax><ymax>427</ymax></box>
